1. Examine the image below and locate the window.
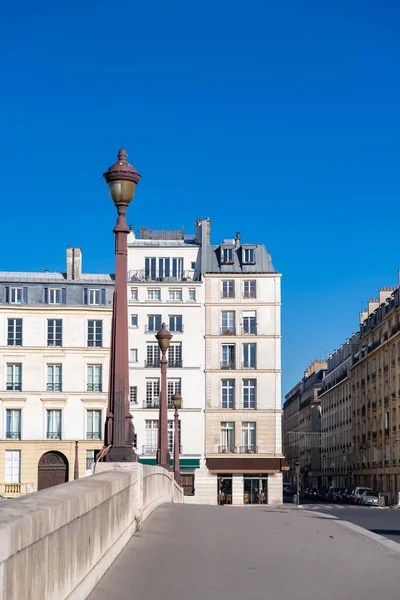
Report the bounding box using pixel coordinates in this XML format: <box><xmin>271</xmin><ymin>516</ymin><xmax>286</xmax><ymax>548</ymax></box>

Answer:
<box><xmin>168</xmin><ymin>419</ymin><xmax>181</xmax><ymax>453</ymax></box>
<box><xmin>5</xmin><ymin>450</ymin><xmax>21</xmax><ymax>483</ymax></box>
<box><xmin>48</xmin><ymin>319</ymin><xmax>62</xmax><ymax>346</ymax></box>
<box><xmin>146</xmin><ymin>344</ymin><xmax>160</xmax><ymax>367</ymax></box>
<box><xmin>88</xmin><ymin>320</ymin><xmax>102</xmax><ymax>347</ymax></box>
<box><xmin>145</xmin><ymin>379</ymin><xmax>160</xmax><ymax>408</ymax></box>
<box><xmin>221</xmin><ymin>344</ymin><xmax>236</xmax><ymax>369</ymax></box>
<box><xmin>130</xmin><ymin>348</ymin><xmax>138</xmax><ymax>362</ymax></box>
<box><xmin>9</xmin><ymin>287</ymin><xmax>22</xmax><ymax>304</ymax></box>
<box><xmin>6</xmin><ymin>364</ymin><xmax>22</xmax><ymax>391</ymax></box>
<box><xmin>191</xmin><ymin>262</ymin><xmax>196</xmax><ymax>270</ymax></box>
<box><xmin>87</xmin><ymin>410</ymin><xmax>102</xmax><ymax>440</ymax></box>
<box><xmin>47</xmin><ymin>409</ymin><xmax>62</xmax><ymax>439</ymax></box>
<box><xmin>147</xmin><ymin>314</ymin><xmax>162</xmax><ymax>332</ymax></box>
<box><xmin>145</xmin><ymin>420</ymin><xmax>158</xmax><ymax>453</ymax></box>
<box><xmin>189</xmin><ymin>288</ymin><xmax>196</xmax><ymax>301</ymax></box>
<box><xmin>242</xmin><ymin>311</ymin><xmax>257</xmax><ymax>335</ymax></box>
<box><xmin>181</xmin><ymin>474</ymin><xmax>195</xmax><ymax>496</ymax></box>
<box><xmin>130</xmin><ymin>288</ymin><xmax>138</xmax><ymax>301</ymax></box>
<box><xmin>86</xmin><ymin>450</ymin><xmax>96</xmax><ymax>471</ymax></box>
<box><xmin>243</xmin><ymin>343</ymin><xmax>257</xmax><ymax>368</ymax></box>
<box><xmin>49</xmin><ymin>288</ymin><xmax>61</xmax><ymax>304</ymax></box>
<box><xmin>243</xmin><ymin>280</ymin><xmax>256</xmax><ymax>298</ymax></box>
<box><xmin>169</xmin><ymin>315</ymin><xmax>183</xmax><ymax>332</ymax></box>
<box><xmin>87</xmin><ymin>365</ymin><xmax>102</xmax><ymax>392</ymax></box>
<box><xmin>89</xmin><ymin>289</ymin><xmax>100</xmax><ymax>305</ymax></box>
<box><xmin>130</xmin><ymin>386</ymin><xmax>138</xmax><ymax>404</ymax></box>
<box><xmin>220</xmin><ymin>422</ymin><xmax>235</xmax><ymax>452</ymax></box>
<box><xmin>222</xmin><ymin>280</ymin><xmax>235</xmax><ymax>298</ymax></box>
<box><xmin>243</xmin><ymin>248</ymin><xmax>255</xmax><ymax>264</ymax></box>
<box><xmin>221</xmin><ymin>311</ymin><xmax>236</xmax><ymax>335</ymax></box>
<box><xmin>131</xmin><ymin>314</ymin><xmax>138</xmax><ymax>327</ymax></box>
<box><xmin>6</xmin><ymin>409</ymin><xmax>21</xmax><ymax>440</ymax></box>
<box><xmin>47</xmin><ymin>364</ymin><xmax>62</xmax><ymax>391</ymax></box>
<box><xmin>243</xmin><ymin>379</ymin><xmax>256</xmax><ymax>409</ymax></box>
<box><xmin>84</xmin><ymin>288</ymin><xmax>106</xmax><ymax>305</ymax></box>
<box><xmin>169</xmin><ymin>289</ymin><xmax>183</xmax><ymax>301</ymax></box>
<box><xmin>241</xmin><ymin>422</ymin><xmax>256</xmax><ymax>452</ymax></box>
<box><xmin>7</xmin><ymin>319</ymin><xmax>22</xmax><ymax>346</ymax></box>
<box><xmin>145</xmin><ymin>257</ymin><xmax>184</xmax><ymax>281</ymax></box>
<box><xmin>221</xmin><ymin>379</ymin><xmax>235</xmax><ymax>409</ymax></box>
<box><xmin>147</xmin><ymin>289</ymin><xmax>161</xmax><ymax>301</ymax></box>
<box><xmin>222</xmin><ymin>248</ymin><xmax>234</xmax><ymax>263</ymax></box>
<box><xmin>168</xmin><ymin>342</ymin><xmax>182</xmax><ymax>367</ymax></box>
<box><xmin>167</xmin><ymin>379</ymin><xmax>181</xmax><ymax>406</ymax></box>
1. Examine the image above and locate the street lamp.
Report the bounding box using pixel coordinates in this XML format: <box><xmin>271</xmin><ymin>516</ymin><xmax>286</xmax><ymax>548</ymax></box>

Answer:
<box><xmin>172</xmin><ymin>392</ymin><xmax>182</xmax><ymax>484</ymax></box>
<box><xmin>156</xmin><ymin>323</ymin><xmax>172</xmax><ymax>468</ymax></box>
<box><xmin>102</xmin><ymin>149</ymin><xmax>141</xmax><ymax>462</ymax></box>
<box><xmin>295</xmin><ymin>461</ymin><xmax>300</xmax><ymax>506</ymax></box>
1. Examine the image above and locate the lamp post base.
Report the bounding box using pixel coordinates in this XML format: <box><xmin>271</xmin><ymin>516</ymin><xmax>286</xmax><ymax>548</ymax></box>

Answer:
<box><xmin>104</xmin><ymin>446</ymin><xmax>138</xmax><ymax>462</ymax></box>
<box><xmin>156</xmin><ymin>449</ymin><xmax>171</xmax><ymax>470</ymax></box>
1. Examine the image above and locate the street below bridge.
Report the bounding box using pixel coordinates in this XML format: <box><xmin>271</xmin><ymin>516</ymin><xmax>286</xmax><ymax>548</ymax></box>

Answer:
<box><xmin>89</xmin><ymin>504</ymin><xmax>400</xmax><ymax>600</ymax></box>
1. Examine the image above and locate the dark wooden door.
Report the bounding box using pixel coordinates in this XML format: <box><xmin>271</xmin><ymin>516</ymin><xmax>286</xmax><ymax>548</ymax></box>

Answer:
<box><xmin>38</xmin><ymin>451</ymin><xmax>69</xmax><ymax>491</ymax></box>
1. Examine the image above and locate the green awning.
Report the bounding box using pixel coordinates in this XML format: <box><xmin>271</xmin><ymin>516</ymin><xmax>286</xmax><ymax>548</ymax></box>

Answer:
<box><xmin>139</xmin><ymin>457</ymin><xmax>200</xmax><ymax>469</ymax></box>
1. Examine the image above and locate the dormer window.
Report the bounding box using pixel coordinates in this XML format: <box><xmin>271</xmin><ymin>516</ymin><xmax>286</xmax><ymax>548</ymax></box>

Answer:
<box><xmin>243</xmin><ymin>248</ymin><xmax>255</xmax><ymax>264</ymax></box>
<box><xmin>222</xmin><ymin>248</ymin><xmax>234</xmax><ymax>264</ymax></box>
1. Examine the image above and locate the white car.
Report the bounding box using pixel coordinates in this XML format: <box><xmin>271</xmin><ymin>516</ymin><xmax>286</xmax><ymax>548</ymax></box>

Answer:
<box><xmin>354</xmin><ymin>486</ymin><xmax>373</xmax><ymax>504</ymax></box>
<box><xmin>360</xmin><ymin>490</ymin><xmax>380</xmax><ymax>507</ymax></box>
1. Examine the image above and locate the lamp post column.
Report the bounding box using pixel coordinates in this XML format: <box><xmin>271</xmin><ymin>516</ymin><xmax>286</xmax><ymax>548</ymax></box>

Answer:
<box><xmin>172</xmin><ymin>392</ymin><xmax>182</xmax><ymax>484</ymax></box>
<box><xmin>156</xmin><ymin>323</ymin><xmax>172</xmax><ymax>469</ymax></box>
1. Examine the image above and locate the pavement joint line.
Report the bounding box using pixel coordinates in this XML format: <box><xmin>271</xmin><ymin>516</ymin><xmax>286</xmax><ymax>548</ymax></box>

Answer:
<box><xmin>307</xmin><ymin>510</ymin><xmax>400</xmax><ymax>555</ymax></box>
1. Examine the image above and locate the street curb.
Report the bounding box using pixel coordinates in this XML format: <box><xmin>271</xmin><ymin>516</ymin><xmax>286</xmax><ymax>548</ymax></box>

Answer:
<box><xmin>306</xmin><ymin>510</ymin><xmax>400</xmax><ymax>556</ymax></box>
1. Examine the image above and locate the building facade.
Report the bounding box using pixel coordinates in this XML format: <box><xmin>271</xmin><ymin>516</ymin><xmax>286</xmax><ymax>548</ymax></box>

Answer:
<box><xmin>0</xmin><ymin>247</ymin><xmax>113</xmax><ymax>496</ymax></box>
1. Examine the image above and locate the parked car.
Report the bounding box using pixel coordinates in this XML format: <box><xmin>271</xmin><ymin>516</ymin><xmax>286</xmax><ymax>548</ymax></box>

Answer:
<box><xmin>360</xmin><ymin>490</ymin><xmax>380</xmax><ymax>507</ymax></box>
<box><xmin>342</xmin><ymin>488</ymin><xmax>355</xmax><ymax>503</ymax></box>
<box><xmin>354</xmin><ymin>486</ymin><xmax>373</xmax><ymax>504</ymax></box>
<box><xmin>317</xmin><ymin>487</ymin><xmax>328</xmax><ymax>501</ymax></box>
<box><xmin>283</xmin><ymin>483</ymin><xmax>296</xmax><ymax>496</ymax></box>
<box><xmin>302</xmin><ymin>488</ymin><xmax>312</xmax><ymax>499</ymax></box>
<box><xmin>327</xmin><ymin>487</ymin><xmax>346</xmax><ymax>502</ymax></box>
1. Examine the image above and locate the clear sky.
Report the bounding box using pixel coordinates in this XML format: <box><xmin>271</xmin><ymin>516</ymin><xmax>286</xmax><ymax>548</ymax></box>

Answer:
<box><xmin>1</xmin><ymin>1</ymin><xmax>399</xmax><ymax>395</ymax></box>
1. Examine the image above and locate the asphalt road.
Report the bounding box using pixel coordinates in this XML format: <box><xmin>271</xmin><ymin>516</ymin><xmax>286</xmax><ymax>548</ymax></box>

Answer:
<box><xmin>89</xmin><ymin>504</ymin><xmax>400</xmax><ymax>600</ymax></box>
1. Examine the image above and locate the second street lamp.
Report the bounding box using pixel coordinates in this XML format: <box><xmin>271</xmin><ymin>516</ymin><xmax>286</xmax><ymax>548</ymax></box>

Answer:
<box><xmin>172</xmin><ymin>392</ymin><xmax>182</xmax><ymax>484</ymax></box>
<box><xmin>156</xmin><ymin>323</ymin><xmax>172</xmax><ymax>468</ymax></box>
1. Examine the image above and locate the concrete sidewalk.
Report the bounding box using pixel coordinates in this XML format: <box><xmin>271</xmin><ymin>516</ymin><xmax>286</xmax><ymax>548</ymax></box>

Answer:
<box><xmin>89</xmin><ymin>504</ymin><xmax>400</xmax><ymax>600</ymax></box>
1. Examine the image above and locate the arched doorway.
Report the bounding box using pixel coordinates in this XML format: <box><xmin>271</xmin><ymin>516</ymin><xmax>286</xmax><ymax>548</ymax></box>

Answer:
<box><xmin>38</xmin><ymin>451</ymin><xmax>69</xmax><ymax>491</ymax></box>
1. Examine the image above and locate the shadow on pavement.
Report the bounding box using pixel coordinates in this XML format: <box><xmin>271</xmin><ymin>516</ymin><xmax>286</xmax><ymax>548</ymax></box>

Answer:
<box><xmin>370</xmin><ymin>529</ymin><xmax>400</xmax><ymax>538</ymax></box>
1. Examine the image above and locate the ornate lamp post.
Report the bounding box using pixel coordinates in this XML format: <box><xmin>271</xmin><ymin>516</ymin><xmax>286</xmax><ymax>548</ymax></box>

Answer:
<box><xmin>172</xmin><ymin>392</ymin><xmax>182</xmax><ymax>484</ymax></box>
<box><xmin>155</xmin><ymin>323</ymin><xmax>172</xmax><ymax>468</ymax></box>
<box><xmin>102</xmin><ymin>149</ymin><xmax>141</xmax><ymax>462</ymax></box>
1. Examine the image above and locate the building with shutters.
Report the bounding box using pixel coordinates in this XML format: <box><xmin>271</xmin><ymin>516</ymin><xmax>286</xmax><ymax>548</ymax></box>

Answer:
<box><xmin>0</xmin><ymin>247</ymin><xmax>113</xmax><ymax>496</ymax></box>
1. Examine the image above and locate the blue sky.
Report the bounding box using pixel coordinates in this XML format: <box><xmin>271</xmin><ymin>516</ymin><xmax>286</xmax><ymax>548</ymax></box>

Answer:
<box><xmin>1</xmin><ymin>1</ymin><xmax>400</xmax><ymax>394</ymax></box>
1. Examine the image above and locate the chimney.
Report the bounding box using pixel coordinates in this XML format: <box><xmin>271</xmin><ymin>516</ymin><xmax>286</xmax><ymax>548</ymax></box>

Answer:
<box><xmin>66</xmin><ymin>247</ymin><xmax>82</xmax><ymax>280</ymax></box>
<box><xmin>205</xmin><ymin>218</ymin><xmax>211</xmax><ymax>245</ymax></box>
<box><xmin>235</xmin><ymin>232</ymin><xmax>241</xmax><ymax>247</ymax></box>
<box><xmin>379</xmin><ymin>287</ymin><xmax>392</xmax><ymax>305</ymax></box>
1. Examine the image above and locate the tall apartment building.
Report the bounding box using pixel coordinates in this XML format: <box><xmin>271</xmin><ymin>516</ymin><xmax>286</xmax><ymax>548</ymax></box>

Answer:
<box><xmin>319</xmin><ymin>334</ymin><xmax>359</xmax><ymax>489</ymax></box>
<box><xmin>283</xmin><ymin>360</ymin><xmax>327</xmax><ymax>489</ymax></box>
<box><xmin>0</xmin><ymin>248</ymin><xmax>113</xmax><ymax>496</ymax></box>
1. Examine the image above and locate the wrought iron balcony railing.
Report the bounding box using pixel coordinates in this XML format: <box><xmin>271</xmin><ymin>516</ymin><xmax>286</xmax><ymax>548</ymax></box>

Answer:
<box><xmin>128</xmin><ymin>270</ymin><xmax>198</xmax><ymax>283</ymax></box>
<box><xmin>241</xmin><ymin>362</ymin><xmax>257</xmax><ymax>369</ymax></box>
<box><xmin>238</xmin><ymin>445</ymin><xmax>258</xmax><ymax>454</ymax></box>
<box><xmin>6</xmin><ymin>431</ymin><xmax>21</xmax><ymax>440</ymax></box>
<box><xmin>241</xmin><ymin>325</ymin><xmax>257</xmax><ymax>335</ymax></box>
<box><xmin>220</xmin><ymin>327</ymin><xmax>236</xmax><ymax>336</ymax></box>
<box><xmin>86</xmin><ymin>432</ymin><xmax>102</xmax><ymax>440</ymax></box>
<box><xmin>220</xmin><ymin>361</ymin><xmax>236</xmax><ymax>370</ymax></box>
<box><xmin>46</xmin><ymin>431</ymin><xmax>62</xmax><ymax>440</ymax></box>
<box><xmin>47</xmin><ymin>384</ymin><xmax>62</xmax><ymax>392</ymax></box>
<box><xmin>218</xmin><ymin>445</ymin><xmax>236</xmax><ymax>454</ymax></box>
<box><xmin>221</xmin><ymin>291</ymin><xmax>235</xmax><ymax>298</ymax></box>
<box><xmin>243</xmin><ymin>291</ymin><xmax>257</xmax><ymax>299</ymax></box>
<box><xmin>87</xmin><ymin>383</ymin><xmax>102</xmax><ymax>392</ymax></box>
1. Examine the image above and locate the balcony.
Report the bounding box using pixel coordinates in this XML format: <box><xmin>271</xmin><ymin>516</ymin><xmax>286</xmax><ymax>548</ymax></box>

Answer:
<box><xmin>6</xmin><ymin>431</ymin><xmax>21</xmax><ymax>440</ymax></box>
<box><xmin>87</xmin><ymin>384</ymin><xmax>102</xmax><ymax>392</ymax></box>
<box><xmin>241</xmin><ymin>362</ymin><xmax>257</xmax><ymax>370</ymax></box>
<box><xmin>46</xmin><ymin>431</ymin><xmax>62</xmax><ymax>440</ymax></box>
<box><xmin>221</xmin><ymin>291</ymin><xmax>235</xmax><ymax>299</ymax></box>
<box><xmin>241</xmin><ymin>325</ymin><xmax>257</xmax><ymax>335</ymax></box>
<box><xmin>218</xmin><ymin>445</ymin><xmax>236</xmax><ymax>454</ymax></box>
<box><xmin>220</xmin><ymin>327</ymin><xmax>236</xmax><ymax>336</ymax></box>
<box><xmin>3</xmin><ymin>483</ymin><xmax>21</xmax><ymax>495</ymax></box>
<box><xmin>145</xmin><ymin>359</ymin><xmax>160</xmax><ymax>368</ymax></box>
<box><xmin>238</xmin><ymin>445</ymin><xmax>258</xmax><ymax>454</ymax></box>
<box><xmin>47</xmin><ymin>384</ymin><xmax>62</xmax><ymax>392</ymax></box>
<box><xmin>169</xmin><ymin>360</ymin><xmax>183</xmax><ymax>368</ymax></box>
<box><xmin>243</xmin><ymin>291</ymin><xmax>256</xmax><ymax>299</ymax></box>
<box><xmin>145</xmin><ymin>325</ymin><xmax>160</xmax><ymax>334</ymax></box>
<box><xmin>143</xmin><ymin>398</ymin><xmax>183</xmax><ymax>409</ymax></box>
<box><xmin>220</xmin><ymin>361</ymin><xmax>236</xmax><ymax>370</ymax></box>
<box><xmin>128</xmin><ymin>270</ymin><xmax>197</xmax><ymax>283</ymax></box>
<box><xmin>86</xmin><ymin>432</ymin><xmax>101</xmax><ymax>440</ymax></box>
<box><xmin>141</xmin><ymin>445</ymin><xmax>181</xmax><ymax>455</ymax></box>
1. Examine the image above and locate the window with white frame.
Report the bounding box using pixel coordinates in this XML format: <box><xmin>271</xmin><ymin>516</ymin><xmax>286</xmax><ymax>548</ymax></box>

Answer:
<box><xmin>88</xmin><ymin>320</ymin><xmax>102</xmax><ymax>347</ymax></box>
<box><xmin>145</xmin><ymin>379</ymin><xmax>160</xmax><ymax>408</ymax></box>
<box><xmin>241</xmin><ymin>422</ymin><xmax>256</xmax><ymax>452</ymax></box>
<box><xmin>147</xmin><ymin>314</ymin><xmax>162</xmax><ymax>332</ymax></box>
<box><xmin>131</xmin><ymin>314</ymin><xmax>138</xmax><ymax>327</ymax></box>
<box><xmin>243</xmin><ymin>248</ymin><xmax>255</xmax><ymax>264</ymax></box>
<box><xmin>5</xmin><ymin>450</ymin><xmax>21</xmax><ymax>483</ymax></box>
<box><xmin>242</xmin><ymin>311</ymin><xmax>256</xmax><ymax>334</ymax></box>
<box><xmin>86</xmin><ymin>450</ymin><xmax>96</xmax><ymax>471</ymax></box>
<box><xmin>86</xmin><ymin>410</ymin><xmax>102</xmax><ymax>440</ymax></box>
<box><xmin>167</xmin><ymin>379</ymin><xmax>181</xmax><ymax>406</ymax></box>
<box><xmin>169</xmin><ymin>315</ymin><xmax>183</xmax><ymax>332</ymax></box>
<box><xmin>243</xmin><ymin>379</ymin><xmax>256</xmax><ymax>409</ymax></box>
<box><xmin>188</xmin><ymin>288</ymin><xmax>196</xmax><ymax>301</ymax></box>
<box><xmin>146</xmin><ymin>344</ymin><xmax>160</xmax><ymax>367</ymax></box>
<box><xmin>222</xmin><ymin>247</ymin><xmax>234</xmax><ymax>263</ymax></box>
<box><xmin>88</xmin><ymin>289</ymin><xmax>101</xmax><ymax>305</ymax></box>
<box><xmin>168</xmin><ymin>419</ymin><xmax>181</xmax><ymax>453</ymax></box>
<box><xmin>221</xmin><ymin>379</ymin><xmax>235</xmax><ymax>409</ymax></box>
<box><xmin>145</xmin><ymin>420</ymin><xmax>158</xmax><ymax>453</ymax></box>
<box><xmin>130</xmin><ymin>348</ymin><xmax>138</xmax><ymax>362</ymax></box>
<box><xmin>222</xmin><ymin>280</ymin><xmax>235</xmax><ymax>298</ymax></box>
<box><xmin>87</xmin><ymin>365</ymin><xmax>102</xmax><ymax>392</ymax></box>
<box><xmin>9</xmin><ymin>287</ymin><xmax>22</xmax><ymax>304</ymax></box>
<box><xmin>130</xmin><ymin>386</ymin><xmax>138</xmax><ymax>404</ymax></box>
<box><xmin>47</xmin><ymin>364</ymin><xmax>62</xmax><ymax>392</ymax></box>
<box><xmin>130</xmin><ymin>287</ymin><xmax>138</xmax><ymax>301</ymax></box>
<box><xmin>221</xmin><ymin>344</ymin><xmax>236</xmax><ymax>369</ymax></box>
<box><xmin>169</xmin><ymin>288</ymin><xmax>182</xmax><ymax>301</ymax></box>
<box><xmin>49</xmin><ymin>288</ymin><xmax>61</xmax><ymax>304</ymax></box>
<box><xmin>243</xmin><ymin>343</ymin><xmax>257</xmax><ymax>368</ymax></box>
<box><xmin>6</xmin><ymin>409</ymin><xmax>21</xmax><ymax>440</ymax></box>
<box><xmin>7</xmin><ymin>318</ymin><xmax>22</xmax><ymax>346</ymax></box>
<box><xmin>220</xmin><ymin>422</ymin><xmax>235</xmax><ymax>452</ymax></box>
<box><xmin>168</xmin><ymin>342</ymin><xmax>182</xmax><ymax>367</ymax></box>
<box><xmin>147</xmin><ymin>289</ymin><xmax>161</xmax><ymax>301</ymax></box>
<box><xmin>221</xmin><ymin>311</ymin><xmax>235</xmax><ymax>335</ymax></box>
<box><xmin>243</xmin><ymin>280</ymin><xmax>256</xmax><ymax>298</ymax></box>
<box><xmin>48</xmin><ymin>319</ymin><xmax>62</xmax><ymax>346</ymax></box>
<box><xmin>47</xmin><ymin>409</ymin><xmax>62</xmax><ymax>439</ymax></box>
<box><xmin>6</xmin><ymin>364</ymin><xmax>22</xmax><ymax>391</ymax></box>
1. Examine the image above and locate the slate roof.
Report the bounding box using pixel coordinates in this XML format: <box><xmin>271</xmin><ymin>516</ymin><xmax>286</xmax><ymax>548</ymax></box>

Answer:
<box><xmin>204</xmin><ymin>244</ymin><xmax>276</xmax><ymax>274</ymax></box>
<box><xmin>0</xmin><ymin>272</ymin><xmax>114</xmax><ymax>284</ymax></box>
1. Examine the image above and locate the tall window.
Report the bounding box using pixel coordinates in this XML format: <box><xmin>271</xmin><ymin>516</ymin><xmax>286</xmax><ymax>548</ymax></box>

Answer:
<box><xmin>188</xmin><ymin>288</ymin><xmax>196</xmax><ymax>301</ymax></box>
<box><xmin>168</xmin><ymin>342</ymin><xmax>182</xmax><ymax>367</ymax></box>
<box><xmin>169</xmin><ymin>289</ymin><xmax>182</xmax><ymax>301</ymax></box>
<box><xmin>47</xmin><ymin>365</ymin><xmax>62</xmax><ymax>391</ymax></box>
<box><xmin>130</xmin><ymin>288</ymin><xmax>138</xmax><ymax>301</ymax></box>
<box><xmin>9</xmin><ymin>287</ymin><xmax>22</xmax><ymax>304</ymax></box>
<box><xmin>5</xmin><ymin>450</ymin><xmax>21</xmax><ymax>483</ymax></box>
<box><xmin>243</xmin><ymin>248</ymin><xmax>255</xmax><ymax>263</ymax></box>
<box><xmin>220</xmin><ymin>422</ymin><xmax>235</xmax><ymax>452</ymax></box>
<box><xmin>88</xmin><ymin>289</ymin><xmax>101</xmax><ymax>305</ymax></box>
<box><xmin>241</xmin><ymin>422</ymin><xmax>256</xmax><ymax>452</ymax></box>
<box><xmin>145</xmin><ymin>257</ymin><xmax>184</xmax><ymax>281</ymax></box>
<box><xmin>88</xmin><ymin>320</ymin><xmax>102</xmax><ymax>347</ymax></box>
<box><xmin>167</xmin><ymin>379</ymin><xmax>181</xmax><ymax>406</ymax></box>
<box><xmin>7</xmin><ymin>319</ymin><xmax>22</xmax><ymax>346</ymax></box>
<box><xmin>168</xmin><ymin>419</ymin><xmax>181</xmax><ymax>453</ymax></box>
<box><xmin>221</xmin><ymin>379</ymin><xmax>235</xmax><ymax>409</ymax></box>
<box><xmin>48</xmin><ymin>319</ymin><xmax>62</xmax><ymax>346</ymax></box>
<box><xmin>146</xmin><ymin>344</ymin><xmax>160</xmax><ymax>367</ymax></box>
<box><xmin>222</xmin><ymin>248</ymin><xmax>234</xmax><ymax>263</ymax></box>
<box><xmin>6</xmin><ymin>364</ymin><xmax>22</xmax><ymax>391</ymax></box>
<box><xmin>243</xmin><ymin>280</ymin><xmax>256</xmax><ymax>298</ymax></box>
<box><xmin>49</xmin><ymin>288</ymin><xmax>61</xmax><ymax>304</ymax></box>
<box><xmin>221</xmin><ymin>311</ymin><xmax>236</xmax><ymax>335</ymax></box>
<box><xmin>145</xmin><ymin>379</ymin><xmax>160</xmax><ymax>408</ymax></box>
<box><xmin>6</xmin><ymin>409</ymin><xmax>21</xmax><ymax>439</ymax></box>
<box><xmin>169</xmin><ymin>315</ymin><xmax>183</xmax><ymax>332</ymax></box>
<box><xmin>242</xmin><ymin>311</ymin><xmax>256</xmax><ymax>335</ymax></box>
<box><xmin>130</xmin><ymin>348</ymin><xmax>138</xmax><ymax>362</ymax></box>
<box><xmin>87</xmin><ymin>410</ymin><xmax>102</xmax><ymax>440</ymax></box>
<box><xmin>47</xmin><ymin>410</ymin><xmax>62</xmax><ymax>439</ymax></box>
<box><xmin>243</xmin><ymin>343</ymin><xmax>257</xmax><ymax>368</ymax></box>
<box><xmin>131</xmin><ymin>314</ymin><xmax>138</xmax><ymax>327</ymax></box>
<box><xmin>145</xmin><ymin>420</ymin><xmax>158</xmax><ymax>453</ymax></box>
<box><xmin>221</xmin><ymin>344</ymin><xmax>236</xmax><ymax>369</ymax></box>
<box><xmin>222</xmin><ymin>280</ymin><xmax>235</xmax><ymax>298</ymax></box>
<box><xmin>87</xmin><ymin>365</ymin><xmax>102</xmax><ymax>392</ymax></box>
<box><xmin>130</xmin><ymin>386</ymin><xmax>138</xmax><ymax>404</ymax></box>
<box><xmin>147</xmin><ymin>314</ymin><xmax>162</xmax><ymax>332</ymax></box>
<box><xmin>243</xmin><ymin>379</ymin><xmax>256</xmax><ymax>409</ymax></box>
<box><xmin>147</xmin><ymin>289</ymin><xmax>161</xmax><ymax>301</ymax></box>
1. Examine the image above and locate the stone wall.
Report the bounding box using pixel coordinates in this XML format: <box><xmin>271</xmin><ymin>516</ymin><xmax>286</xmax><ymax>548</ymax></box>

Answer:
<box><xmin>0</xmin><ymin>463</ymin><xmax>183</xmax><ymax>600</ymax></box>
